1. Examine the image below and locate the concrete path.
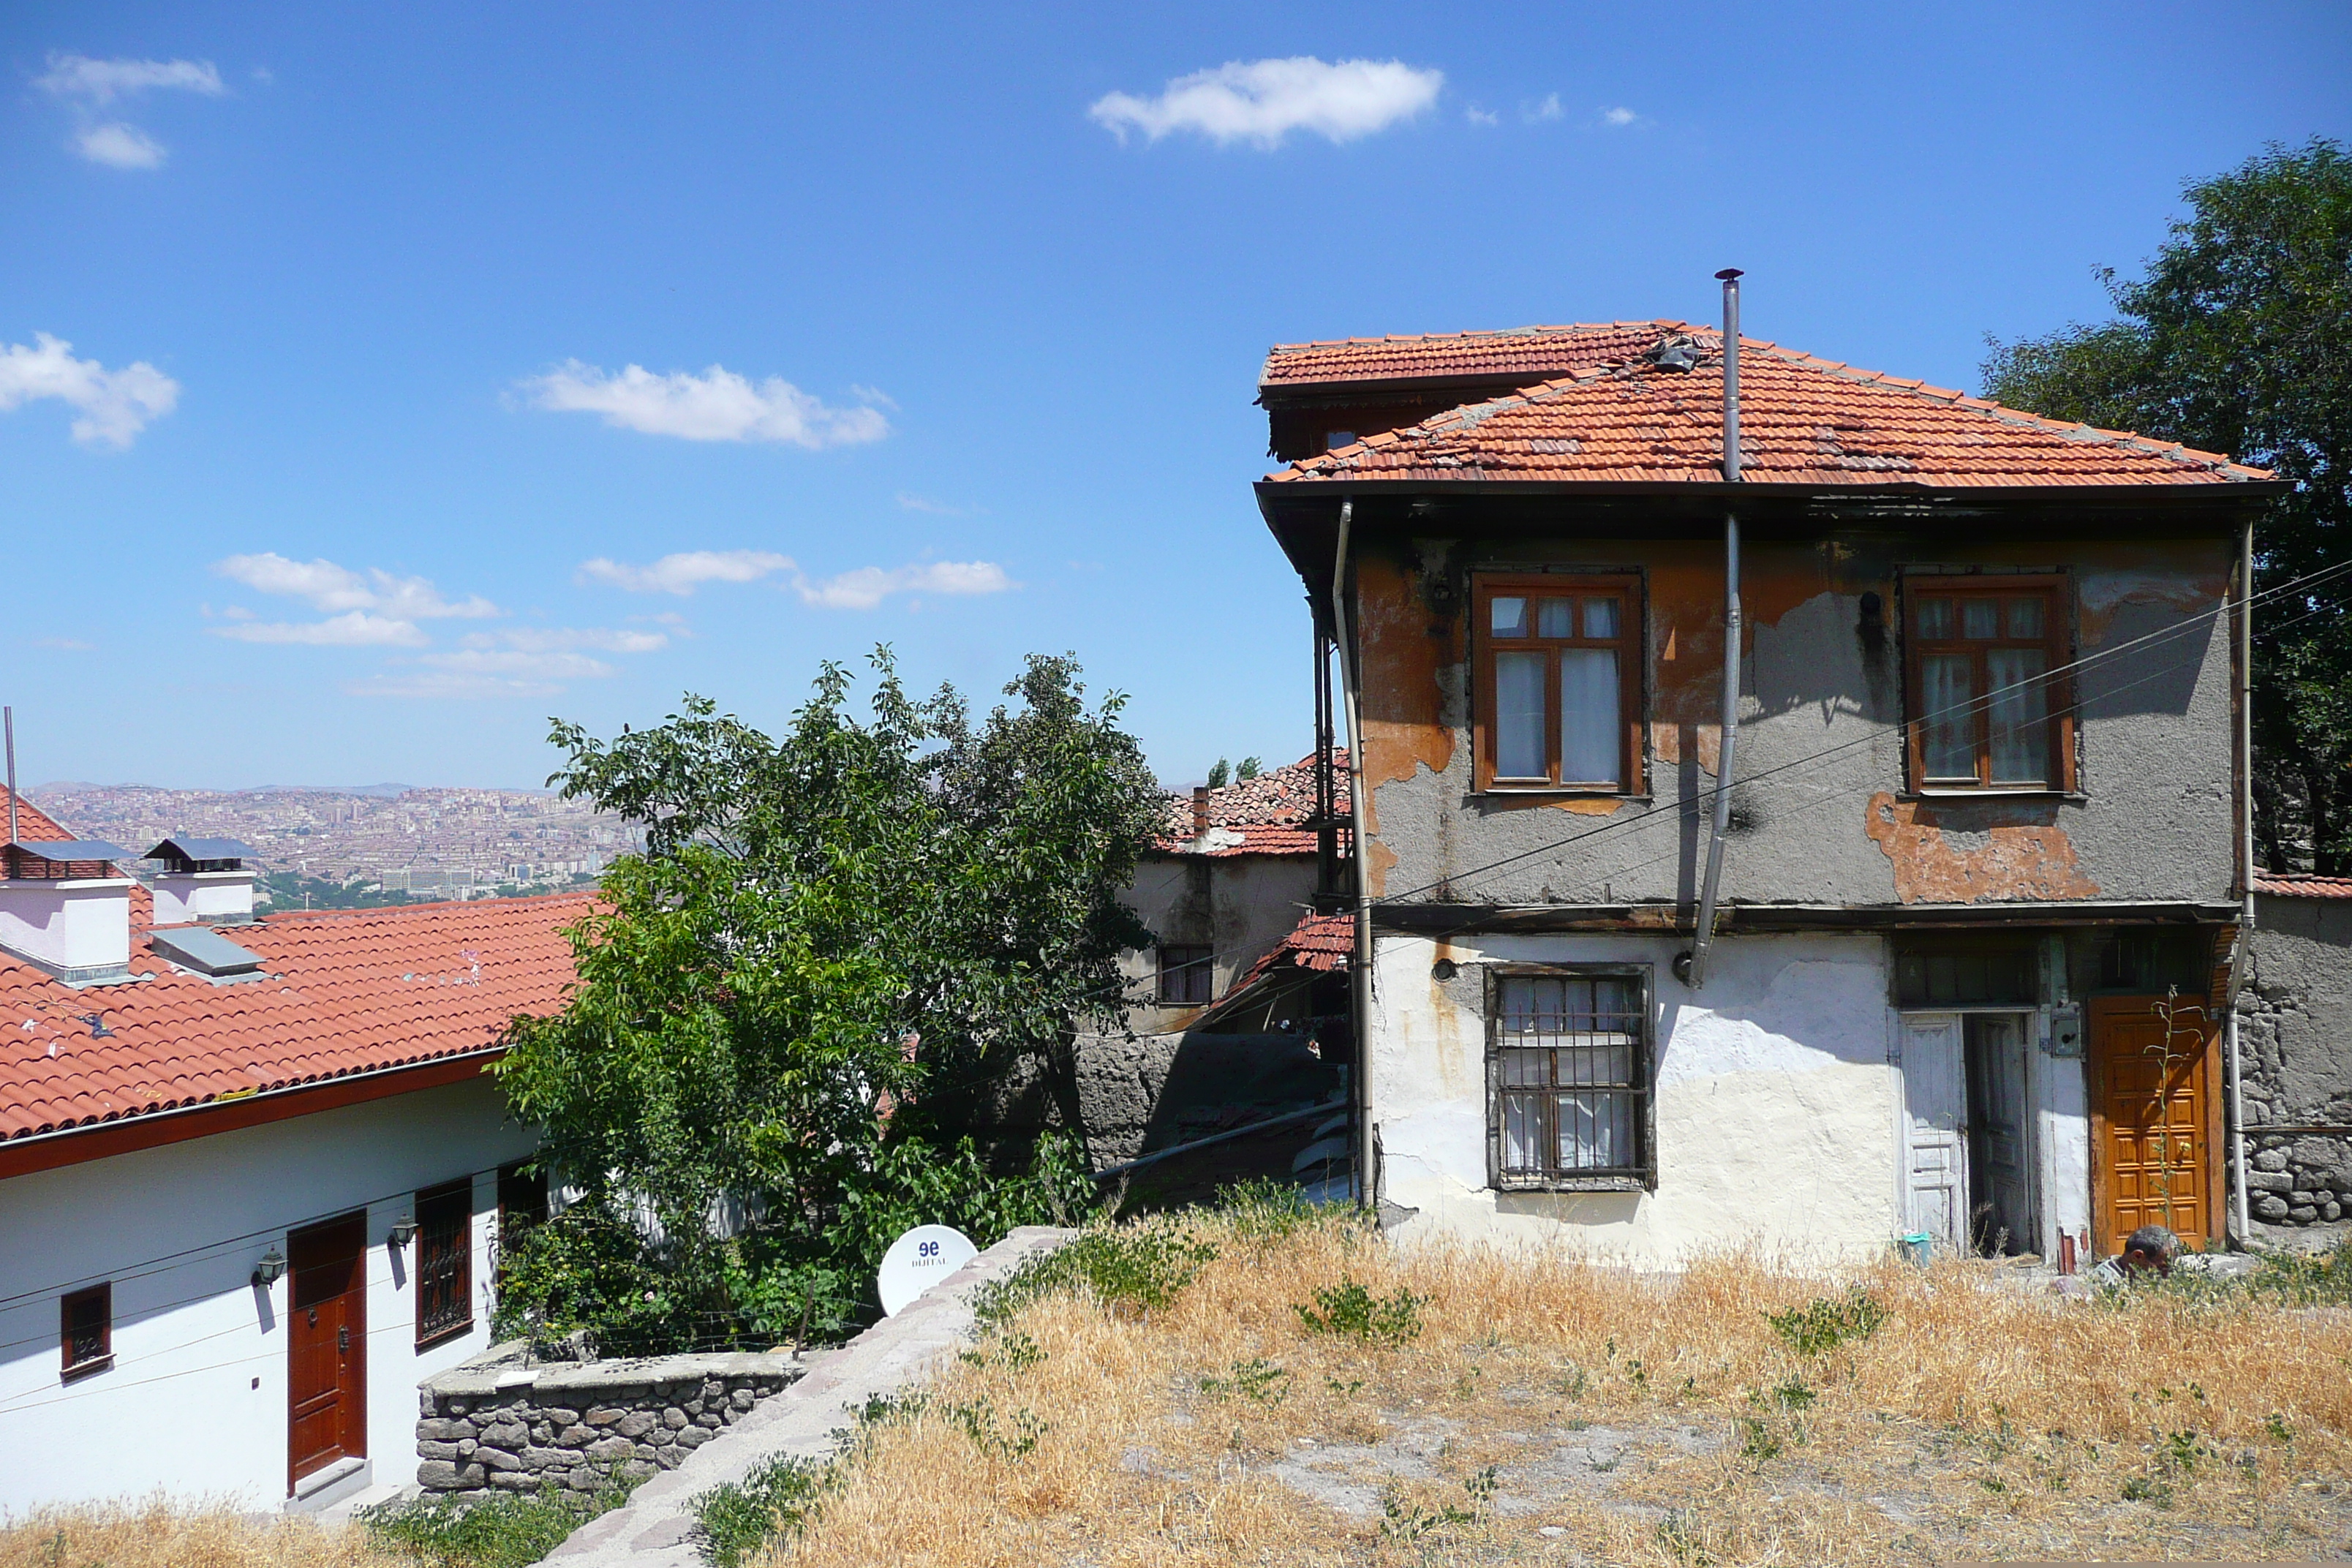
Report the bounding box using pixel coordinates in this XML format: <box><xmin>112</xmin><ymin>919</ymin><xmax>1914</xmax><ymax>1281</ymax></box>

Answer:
<box><xmin>542</xmin><ymin>1226</ymin><xmax>1074</xmax><ymax>1567</ymax></box>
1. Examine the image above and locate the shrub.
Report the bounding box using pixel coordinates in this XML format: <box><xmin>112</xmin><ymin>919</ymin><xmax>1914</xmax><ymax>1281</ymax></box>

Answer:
<box><xmin>1214</xmin><ymin>1177</ymin><xmax>1328</xmax><ymax>1245</ymax></box>
<box><xmin>690</xmin><ymin>1456</ymin><xmax>832</xmax><ymax>1568</ymax></box>
<box><xmin>1765</xmin><ymin>1288</ymin><xmax>1888</xmax><ymax>1356</ymax></box>
<box><xmin>1294</xmin><ymin>1277</ymin><xmax>1425</xmax><ymax>1347</ymax></box>
<box><xmin>358</xmin><ymin>1474</ymin><xmax>633</xmax><ymax>1568</ymax></box>
<box><xmin>973</xmin><ymin>1221</ymin><xmax>1218</xmax><ymax>1324</ymax></box>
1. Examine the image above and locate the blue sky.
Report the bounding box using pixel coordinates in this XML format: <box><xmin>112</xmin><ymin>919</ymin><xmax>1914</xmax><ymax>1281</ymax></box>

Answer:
<box><xmin>5</xmin><ymin>4</ymin><xmax>2348</xmax><ymax>791</ymax></box>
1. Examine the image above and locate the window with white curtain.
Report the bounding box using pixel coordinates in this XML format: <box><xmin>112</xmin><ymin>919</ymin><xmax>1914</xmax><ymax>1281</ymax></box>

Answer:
<box><xmin>1488</xmin><ymin>968</ymin><xmax>1654</xmax><ymax>1188</ymax></box>
<box><xmin>1904</xmin><ymin>577</ymin><xmax>2070</xmax><ymax>790</ymax></box>
<box><xmin>1477</xmin><ymin>575</ymin><xmax>1640</xmax><ymax>793</ymax></box>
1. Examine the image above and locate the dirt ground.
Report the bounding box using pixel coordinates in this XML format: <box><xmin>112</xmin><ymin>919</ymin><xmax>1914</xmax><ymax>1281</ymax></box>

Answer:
<box><xmin>766</xmin><ymin>1210</ymin><xmax>2352</xmax><ymax>1567</ymax></box>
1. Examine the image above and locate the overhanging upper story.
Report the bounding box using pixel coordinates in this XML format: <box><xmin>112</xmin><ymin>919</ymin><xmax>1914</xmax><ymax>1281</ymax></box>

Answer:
<box><xmin>1254</xmin><ymin>322</ymin><xmax>2284</xmax><ymax>930</ymax></box>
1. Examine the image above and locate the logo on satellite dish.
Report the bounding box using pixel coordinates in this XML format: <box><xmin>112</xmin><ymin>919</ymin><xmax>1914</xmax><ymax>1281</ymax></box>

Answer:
<box><xmin>876</xmin><ymin>1224</ymin><xmax>979</xmax><ymax>1317</ymax></box>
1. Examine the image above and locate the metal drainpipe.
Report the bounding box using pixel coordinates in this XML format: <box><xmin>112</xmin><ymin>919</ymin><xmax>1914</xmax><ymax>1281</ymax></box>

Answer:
<box><xmin>1684</xmin><ymin>271</ymin><xmax>1744</xmax><ymax>989</ymax></box>
<box><xmin>1331</xmin><ymin>498</ymin><xmax>1376</xmax><ymax>1211</ymax></box>
<box><xmin>2227</xmin><ymin>514</ymin><xmax>2257</xmax><ymax>1241</ymax></box>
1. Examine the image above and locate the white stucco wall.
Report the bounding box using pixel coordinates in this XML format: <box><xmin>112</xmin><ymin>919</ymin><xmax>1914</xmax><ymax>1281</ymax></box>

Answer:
<box><xmin>0</xmin><ymin>1076</ymin><xmax>537</xmax><ymax>1510</ymax></box>
<box><xmin>1371</xmin><ymin>931</ymin><xmax>1904</xmax><ymax>1266</ymax></box>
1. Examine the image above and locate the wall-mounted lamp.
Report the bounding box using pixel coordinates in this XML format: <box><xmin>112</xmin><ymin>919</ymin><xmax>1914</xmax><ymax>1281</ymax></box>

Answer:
<box><xmin>388</xmin><ymin>1215</ymin><xmax>418</xmax><ymax>1248</ymax></box>
<box><xmin>251</xmin><ymin>1248</ymin><xmax>287</xmax><ymax>1288</ymax></box>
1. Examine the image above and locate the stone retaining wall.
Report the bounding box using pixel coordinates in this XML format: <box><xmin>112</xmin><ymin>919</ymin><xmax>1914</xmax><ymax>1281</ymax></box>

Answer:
<box><xmin>2238</xmin><ymin>890</ymin><xmax>2352</xmax><ymax>1234</ymax></box>
<box><xmin>417</xmin><ymin>1345</ymin><xmax>803</xmax><ymax>1496</ymax></box>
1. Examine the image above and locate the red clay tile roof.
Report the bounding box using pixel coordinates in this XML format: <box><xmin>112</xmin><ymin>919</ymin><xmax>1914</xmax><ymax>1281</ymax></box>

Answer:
<box><xmin>1261</xmin><ymin>322</ymin><xmax>1674</xmax><ymax>393</ymax></box>
<box><xmin>0</xmin><ymin>784</ymin><xmax>587</xmax><ymax>1144</ymax></box>
<box><xmin>2254</xmin><ymin>872</ymin><xmax>2352</xmax><ymax>899</ymax></box>
<box><xmin>1263</xmin><ymin>325</ymin><xmax>2272</xmax><ymax>489</ymax></box>
<box><xmin>1156</xmin><ymin>752</ymin><xmax>1349</xmax><ymax>858</ymax></box>
<box><xmin>1215</xmin><ymin>911</ymin><xmax>1354</xmax><ymax>1011</ymax></box>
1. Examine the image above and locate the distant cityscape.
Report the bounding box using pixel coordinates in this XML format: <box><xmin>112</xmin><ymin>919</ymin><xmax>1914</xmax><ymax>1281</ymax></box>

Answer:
<box><xmin>29</xmin><ymin>782</ymin><xmax>643</xmax><ymax>908</ymax></box>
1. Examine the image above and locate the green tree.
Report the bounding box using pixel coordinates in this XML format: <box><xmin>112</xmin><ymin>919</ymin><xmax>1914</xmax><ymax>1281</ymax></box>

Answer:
<box><xmin>1237</xmin><ymin>755</ymin><xmax>1264</xmax><ymax>780</ymax></box>
<box><xmin>491</xmin><ymin>651</ymin><xmax>1159</xmax><ymax>1349</ymax></box>
<box><xmin>1206</xmin><ymin>757</ymin><xmax>1231</xmax><ymax>788</ymax></box>
<box><xmin>1982</xmin><ymin>137</ymin><xmax>2352</xmax><ymax>872</ymax></box>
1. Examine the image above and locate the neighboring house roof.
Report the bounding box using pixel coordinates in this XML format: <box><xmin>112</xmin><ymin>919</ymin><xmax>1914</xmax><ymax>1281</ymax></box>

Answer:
<box><xmin>1262</xmin><ymin>324</ymin><xmax>2272</xmax><ymax>489</ymax></box>
<box><xmin>1261</xmin><ymin>321</ymin><xmax>1670</xmax><ymax>395</ymax></box>
<box><xmin>0</xmin><ymin>788</ymin><xmax>586</xmax><ymax>1158</ymax></box>
<box><xmin>1156</xmin><ymin>752</ymin><xmax>1349</xmax><ymax>858</ymax></box>
<box><xmin>2254</xmin><ymin>872</ymin><xmax>2352</xmax><ymax>900</ymax></box>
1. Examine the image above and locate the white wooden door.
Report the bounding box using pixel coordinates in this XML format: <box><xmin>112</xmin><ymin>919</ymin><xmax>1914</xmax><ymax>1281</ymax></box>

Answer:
<box><xmin>1901</xmin><ymin>1013</ymin><xmax>1967</xmax><ymax>1251</ymax></box>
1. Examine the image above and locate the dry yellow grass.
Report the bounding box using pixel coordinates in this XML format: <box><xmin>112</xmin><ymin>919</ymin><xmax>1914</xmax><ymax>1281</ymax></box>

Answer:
<box><xmin>768</xmin><ymin>1212</ymin><xmax>2352</xmax><ymax>1566</ymax></box>
<box><xmin>0</xmin><ymin>1497</ymin><xmax>404</xmax><ymax>1568</ymax></box>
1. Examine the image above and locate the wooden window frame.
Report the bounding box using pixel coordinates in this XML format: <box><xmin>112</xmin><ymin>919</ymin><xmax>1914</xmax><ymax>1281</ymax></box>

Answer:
<box><xmin>1157</xmin><ymin>943</ymin><xmax>1214</xmax><ymax>1006</ymax></box>
<box><xmin>413</xmin><ymin>1179</ymin><xmax>473</xmax><ymax>1350</ymax></box>
<box><xmin>61</xmin><ymin>1282</ymin><xmax>111</xmax><ymax>1382</ymax></box>
<box><xmin>1471</xmin><ymin>572</ymin><xmax>1646</xmax><ymax>795</ymax></box>
<box><xmin>1899</xmin><ymin>572</ymin><xmax>2076</xmax><ymax>794</ymax></box>
<box><xmin>1485</xmin><ymin>963</ymin><xmax>1657</xmax><ymax>1193</ymax></box>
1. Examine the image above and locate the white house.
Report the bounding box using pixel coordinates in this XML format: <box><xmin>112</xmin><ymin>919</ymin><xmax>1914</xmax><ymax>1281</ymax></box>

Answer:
<box><xmin>0</xmin><ymin>790</ymin><xmax>585</xmax><ymax>1512</ymax></box>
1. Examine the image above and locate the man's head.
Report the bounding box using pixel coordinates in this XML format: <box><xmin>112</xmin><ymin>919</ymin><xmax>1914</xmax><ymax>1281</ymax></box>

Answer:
<box><xmin>2121</xmin><ymin>1224</ymin><xmax>2180</xmax><ymax>1277</ymax></box>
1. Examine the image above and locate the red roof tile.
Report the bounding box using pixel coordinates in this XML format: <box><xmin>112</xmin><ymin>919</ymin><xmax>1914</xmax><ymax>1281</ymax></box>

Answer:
<box><xmin>2254</xmin><ymin>872</ymin><xmax>2352</xmax><ymax>900</ymax></box>
<box><xmin>1262</xmin><ymin>325</ymin><xmax>2273</xmax><ymax>489</ymax></box>
<box><xmin>0</xmin><ymin>788</ymin><xmax>587</xmax><ymax>1145</ymax></box>
<box><xmin>1260</xmin><ymin>322</ymin><xmax>1676</xmax><ymax>392</ymax></box>
<box><xmin>1156</xmin><ymin>753</ymin><xmax>1350</xmax><ymax>858</ymax></box>
<box><xmin>1215</xmin><ymin>911</ymin><xmax>1354</xmax><ymax>1011</ymax></box>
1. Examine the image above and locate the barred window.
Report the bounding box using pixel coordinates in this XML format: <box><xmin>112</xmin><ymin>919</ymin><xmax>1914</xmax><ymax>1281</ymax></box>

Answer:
<box><xmin>61</xmin><ymin>1283</ymin><xmax>111</xmax><ymax>1382</ymax></box>
<box><xmin>1489</xmin><ymin>970</ymin><xmax>1654</xmax><ymax>1189</ymax></box>
<box><xmin>415</xmin><ymin>1180</ymin><xmax>472</xmax><ymax>1349</ymax></box>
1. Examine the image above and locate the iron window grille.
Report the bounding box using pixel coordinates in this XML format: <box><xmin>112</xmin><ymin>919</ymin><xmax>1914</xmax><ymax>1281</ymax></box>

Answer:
<box><xmin>1158</xmin><ymin>943</ymin><xmax>1214</xmax><ymax>1006</ymax></box>
<box><xmin>1488</xmin><ymin>967</ymin><xmax>1656</xmax><ymax>1191</ymax></box>
<box><xmin>414</xmin><ymin>1180</ymin><xmax>473</xmax><ymax>1349</ymax></box>
<box><xmin>61</xmin><ymin>1282</ymin><xmax>110</xmax><ymax>1382</ymax></box>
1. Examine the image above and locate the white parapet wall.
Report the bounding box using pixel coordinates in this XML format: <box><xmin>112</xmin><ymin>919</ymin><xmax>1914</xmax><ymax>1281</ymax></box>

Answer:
<box><xmin>1370</xmin><ymin>930</ymin><xmax>1902</xmax><ymax>1267</ymax></box>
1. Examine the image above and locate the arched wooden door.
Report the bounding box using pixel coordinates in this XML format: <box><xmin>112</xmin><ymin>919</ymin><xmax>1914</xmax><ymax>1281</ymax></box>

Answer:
<box><xmin>2089</xmin><ymin>996</ymin><xmax>2217</xmax><ymax>1255</ymax></box>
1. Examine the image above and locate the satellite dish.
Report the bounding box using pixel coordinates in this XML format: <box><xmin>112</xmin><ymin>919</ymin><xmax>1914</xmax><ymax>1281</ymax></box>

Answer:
<box><xmin>877</xmin><ymin>1224</ymin><xmax>978</xmax><ymax>1317</ymax></box>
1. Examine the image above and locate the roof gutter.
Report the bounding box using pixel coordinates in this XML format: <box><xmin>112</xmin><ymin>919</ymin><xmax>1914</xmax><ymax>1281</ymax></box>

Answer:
<box><xmin>1679</xmin><ymin>271</ymin><xmax>1745</xmax><ymax>991</ymax></box>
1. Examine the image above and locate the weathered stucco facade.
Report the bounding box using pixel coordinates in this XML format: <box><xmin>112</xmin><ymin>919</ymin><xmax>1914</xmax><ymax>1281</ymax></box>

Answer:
<box><xmin>1256</xmin><ymin>317</ymin><xmax>2278</xmax><ymax>1267</ymax></box>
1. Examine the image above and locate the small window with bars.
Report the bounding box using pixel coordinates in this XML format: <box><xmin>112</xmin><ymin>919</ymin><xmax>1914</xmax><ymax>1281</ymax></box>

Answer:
<box><xmin>61</xmin><ymin>1283</ymin><xmax>111</xmax><ymax>1382</ymax></box>
<box><xmin>415</xmin><ymin>1179</ymin><xmax>473</xmax><ymax>1349</ymax></box>
<box><xmin>1158</xmin><ymin>943</ymin><xmax>1214</xmax><ymax>1006</ymax></box>
<box><xmin>1488</xmin><ymin>969</ymin><xmax>1654</xmax><ymax>1190</ymax></box>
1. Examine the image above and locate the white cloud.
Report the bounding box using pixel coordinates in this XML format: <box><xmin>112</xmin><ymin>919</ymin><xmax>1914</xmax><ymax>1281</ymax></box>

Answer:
<box><xmin>211</xmin><ymin>611</ymin><xmax>429</xmax><ymax>647</ymax></box>
<box><xmin>344</xmin><ymin>671</ymin><xmax>564</xmax><ymax>701</ymax></box>
<box><xmin>578</xmin><ymin>550</ymin><xmax>794</xmax><ymax>595</ymax></box>
<box><xmin>37</xmin><ymin>54</ymin><xmax>225</xmax><ymax>105</ymax></box>
<box><xmin>0</xmin><ymin>333</ymin><xmax>178</xmax><ymax>448</ymax></box>
<box><xmin>1526</xmin><ymin>93</ymin><xmax>1565</xmax><ymax>123</ymax></box>
<box><xmin>212</xmin><ymin>553</ymin><xmax>498</xmax><ymax>620</ymax></box>
<box><xmin>34</xmin><ymin>638</ymin><xmax>94</xmax><ymax>652</ymax></box>
<box><xmin>461</xmin><ymin>626</ymin><xmax>668</xmax><ymax>655</ymax></box>
<box><xmin>76</xmin><ymin>122</ymin><xmax>167</xmax><ymax>169</ymax></box>
<box><xmin>1090</xmin><ymin>57</ymin><xmax>1443</xmax><ymax>148</ymax></box>
<box><xmin>421</xmin><ymin>648</ymin><xmax>616</xmax><ymax>679</ymax></box>
<box><xmin>793</xmin><ymin>559</ymin><xmax>1015</xmax><ymax>611</ymax></box>
<box><xmin>895</xmin><ymin>491</ymin><xmax>973</xmax><ymax>516</ymax></box>
<box><xmin>1601</xmin><ymin>106</ymin><xmax>1640</xmax><ymax>127</ymax></box>
<box><xmin>522</xmin><ymin>361</ymin><xmax>890</xmax><ymax>447</ymax></box>
<box><xmin>1465</xmin><ymin>106</ymin><xmax>1499</xmax><ymax>128</ymax></box>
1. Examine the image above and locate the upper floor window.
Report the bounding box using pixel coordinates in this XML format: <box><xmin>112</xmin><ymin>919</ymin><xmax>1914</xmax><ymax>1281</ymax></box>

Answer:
<box><xmin>1158</xmin><ymin>943</ymin><xmax>1213</xmax><ymax>1006</ymax></box>
<box><xmin>1904</xmin><ymin>576</ymin><xmax>2073</xmax><ymax>791</ymax></box>
<box><xmin>1474</xmin><ymin>574</ymin><xmax>1643</xmax><ymax>793</ymax></box>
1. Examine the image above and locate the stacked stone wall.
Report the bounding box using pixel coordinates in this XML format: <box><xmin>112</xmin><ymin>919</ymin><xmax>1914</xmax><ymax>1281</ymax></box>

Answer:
<box><xmin>2236</xmin><ymin>892</ymin><xmax>2352</xmax><ymax>1235</ymax></box>
<box><xmin>417</xmin><ymin>1346</ymin><xmax>799</xmax><ymax>1496</ymax></box>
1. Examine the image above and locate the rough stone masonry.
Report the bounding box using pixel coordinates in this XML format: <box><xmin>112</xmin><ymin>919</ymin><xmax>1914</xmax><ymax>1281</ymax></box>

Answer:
<box><xmin>417</xmin><ymin>1346</ymin><xmax>802</xmax><ymax>1496</ymax></box>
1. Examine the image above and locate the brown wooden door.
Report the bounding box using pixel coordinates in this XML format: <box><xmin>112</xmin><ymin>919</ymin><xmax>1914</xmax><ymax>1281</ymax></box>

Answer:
<box><xmin>2089</xmin><ymin>996</ymin><xmax>2215</xmax><ymax>1256</ymax></box>
<box><xmin>287</xmin><ymin>1212</ymin><xmax>367</xmax><ymax>1490</ymax></box>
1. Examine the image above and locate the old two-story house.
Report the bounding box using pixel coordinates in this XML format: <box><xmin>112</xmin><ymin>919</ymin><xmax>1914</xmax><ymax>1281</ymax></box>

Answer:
<box><xmin>0</xmin><ymin>786</ymin><xmax>581</xmax><ymax>1512</ymax></box>
<box><xmin>1256</xmin><ymin>300</ymin><xmax>2280</xmax><ymax>1267</ymax></box>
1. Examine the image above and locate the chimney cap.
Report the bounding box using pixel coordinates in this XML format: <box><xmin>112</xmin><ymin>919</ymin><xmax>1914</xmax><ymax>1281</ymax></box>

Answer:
<box><xmin>146</xmin><ymin>835</ymin><xmax>255</xmax><ymax>867</ymax></box>
<box><xmin>1714</xmin><ymin>268</ymin><xmax>1744</xmax><ymax>281</ymax></box>
<box><xmin>8</xmin><ymin>839</ymin><xmax>130</xmax><ymax>867</ymax></box>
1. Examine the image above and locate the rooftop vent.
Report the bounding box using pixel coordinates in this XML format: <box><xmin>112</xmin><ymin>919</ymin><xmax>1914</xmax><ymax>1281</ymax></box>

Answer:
<box><xmin>146</xmin><ymin>835</ymin><xmax>258</xmax><ymax>927</ymax></box>
<box><xmin>149</xmin><ymin>923</ymin><xmax>265</xmax><ymax>981</ymax></box>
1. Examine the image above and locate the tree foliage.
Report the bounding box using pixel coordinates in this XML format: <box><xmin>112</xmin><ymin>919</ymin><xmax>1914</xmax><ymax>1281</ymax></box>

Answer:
<box><xmin>491</xmin><ymin>651</ymin><xmax>1161</xmax><ymax>1349</ymax></box>
<box><xmin>1981</xmin><ymin>137</ymin><xmax>2352</xmax><ymax>871</ymax></box>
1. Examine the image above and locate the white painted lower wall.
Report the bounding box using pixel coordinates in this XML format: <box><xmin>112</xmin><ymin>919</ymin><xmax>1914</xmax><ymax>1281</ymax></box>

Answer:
<box><xmin>0</xmin><ymin>1076</ymin><xmax>537</xmax><ymax>1511</ymax></box>
<box><xmin>1371</xmin><ymin>931</ymin><xmax>1906</xmax><ymax>1266</ymax></box>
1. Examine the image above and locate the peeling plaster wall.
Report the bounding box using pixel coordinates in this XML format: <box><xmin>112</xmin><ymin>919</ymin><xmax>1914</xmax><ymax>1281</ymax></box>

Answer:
<box><xmin>2236</xmin><ymin>892</ymin><xmax>2352</xmax><ymax>1229</ymax></box>
<box><xmin>1117</xmin><ymin>855</ymin><xmax>1321</xmax><ymax>1035</ymax></box>
<box><xmin>1370</xmin><ymin>931</ymin><xmax>1901</xmax><ymax>1264</ymax></box>
<box><xmin>1354</xmin><ymin>535</ymin><xmax>2236</xmax><ymax>910</ymax></box>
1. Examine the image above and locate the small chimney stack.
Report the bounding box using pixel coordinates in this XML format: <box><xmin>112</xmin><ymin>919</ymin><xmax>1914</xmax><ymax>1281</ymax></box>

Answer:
<box><xmin>1192</xmin><ymin>785</ymin><xmax>1212</xmax><ymax>840</ymax></box>
<box><xmin>146</xmin><ymin>836</ymin><xmax>259</xmax><ymax>926</ymax></box>
<box><xmin>0</xmin><ymin>712</ymin><xmax>135</xmax><ymax>985</ymax></box>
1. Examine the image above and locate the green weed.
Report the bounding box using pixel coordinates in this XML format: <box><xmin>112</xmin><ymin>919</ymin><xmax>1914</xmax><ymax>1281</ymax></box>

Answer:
<box><xmin>690</xmin><ymin>1455</ymin><xmax>832</xmax><ymax>1568</ymax></box>
<box><xmin>1765</xmin><ymin>1288</ymin><xmax>1888</xmax><ymax>1356</ymax></box>
<box><xmin>1293</xmin><ymin>1277</ymin><xmax>1425</xmax><ymax>1347</ymax></box>
<box><xmin>360</xmin><ymin>1471</ymin><xmax>634</xmax><ymax>1568</ymax></box>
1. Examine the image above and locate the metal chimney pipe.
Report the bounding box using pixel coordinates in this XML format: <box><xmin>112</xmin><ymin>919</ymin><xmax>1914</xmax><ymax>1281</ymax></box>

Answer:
<box><xmin>5</xmin><ymin>706</ymin><xmax>15</xmax><ymax>856</ymax></box>
<box><xmin>1683</xmin><ymin>271</ymin><xmax>1745</xmax><ymax>990</ymax></box>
